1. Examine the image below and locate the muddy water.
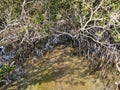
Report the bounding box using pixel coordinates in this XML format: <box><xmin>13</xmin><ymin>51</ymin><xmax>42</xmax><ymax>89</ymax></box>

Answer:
<box><xmin>3</xmin><ymin>45</ymin><xmax>119</xmax><ymax>90</ymax></box>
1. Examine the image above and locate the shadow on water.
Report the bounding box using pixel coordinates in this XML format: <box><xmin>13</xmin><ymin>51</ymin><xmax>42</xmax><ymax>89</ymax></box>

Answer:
<box><xmin>1</xmin><ymin>45</ymin><xmax>118</xmax><ymax>90</ymax></box>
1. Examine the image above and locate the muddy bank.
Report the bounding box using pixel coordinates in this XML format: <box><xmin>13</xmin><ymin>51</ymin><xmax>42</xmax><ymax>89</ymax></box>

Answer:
<box><xmin>1</xmin><ymin>46</ymin><xmax>119</xmax><ymax>90</ymax></box>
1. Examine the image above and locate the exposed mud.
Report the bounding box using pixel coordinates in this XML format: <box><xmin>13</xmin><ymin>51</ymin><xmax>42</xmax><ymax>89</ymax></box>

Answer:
<box><xmin>1</xmin><ymin>45</ymin><xmax>119</xmax><ymax>90</ymax></box>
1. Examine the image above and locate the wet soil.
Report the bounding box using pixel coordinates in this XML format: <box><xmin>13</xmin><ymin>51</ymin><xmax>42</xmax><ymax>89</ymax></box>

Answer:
<box><xmin>1</xmin><ymin>45</ymin><xmax>119</xmax><ymax>90</ymax></box>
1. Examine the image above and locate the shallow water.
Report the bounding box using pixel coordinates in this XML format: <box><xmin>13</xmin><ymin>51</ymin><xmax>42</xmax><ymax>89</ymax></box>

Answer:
<box><xmin>2</xmin><ymin>46</ymin><xmax>118</xmax><ymax>90</ymax></box>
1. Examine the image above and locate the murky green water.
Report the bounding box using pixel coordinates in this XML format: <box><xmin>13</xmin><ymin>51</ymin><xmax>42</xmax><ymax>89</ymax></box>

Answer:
<box><xmin>2</xmin><ymin>46</ymin><xmax>119</xmax><ymax>90</ymax></box>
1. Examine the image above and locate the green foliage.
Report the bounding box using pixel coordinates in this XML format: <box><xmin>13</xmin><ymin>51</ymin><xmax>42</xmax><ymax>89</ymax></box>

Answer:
<box><xmin>0</xmin><ymin>0</ymin><xmax>23</xmax><ymax>18</ymax></box>
<box><xmin>37</xmin><ymin>15</ymin><xmax>44</xmax><ymax>24</ymax></box>
<box><xmin>45</xmin><ymin>24</ymin><xmax>51</xmax><ymax>33</ymax></box>
<box><xmin>0</xmin><ymin>0</ymin><xmax>119</xmax><ymax>31</ymax></box>
<box><xmin>0</xmin><ymin>0</ymin><xmax>119</xmax><ymax>38</ymax></box>
<box><xmin>115</xmin><ymin>34</ymin><xmax>120</xmax><ymax>42</ymax></box>
<box><xmin>0</xmin><ymin>64</ymin><xmax>15</xmax><ymax>80</ymax></box>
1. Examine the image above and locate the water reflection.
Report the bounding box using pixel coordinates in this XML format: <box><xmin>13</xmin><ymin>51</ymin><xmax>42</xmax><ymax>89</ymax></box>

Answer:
<box><xmin>2</xmin><ymin>46</ymin><xmax>117</xmax><ymax>90</ymax></box>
